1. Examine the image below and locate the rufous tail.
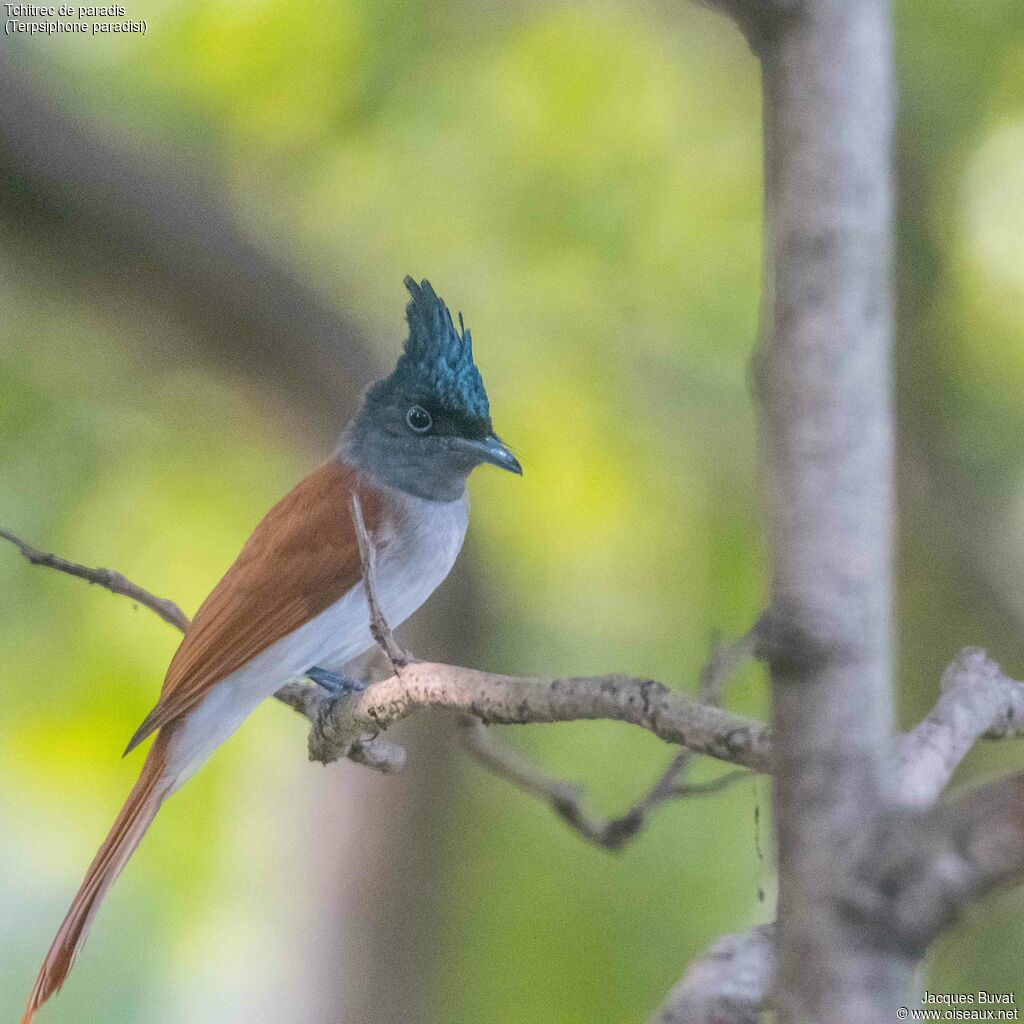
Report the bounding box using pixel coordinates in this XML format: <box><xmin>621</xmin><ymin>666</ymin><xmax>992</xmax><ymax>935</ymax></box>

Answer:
<box><xmin>21</xmin><ymin>728</ymin><xmax>176</xmax><ymax>1024</ymax></box>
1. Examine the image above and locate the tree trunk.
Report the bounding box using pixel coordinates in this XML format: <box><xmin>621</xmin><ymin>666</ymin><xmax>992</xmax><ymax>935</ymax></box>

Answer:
<box><xmin>754</xmin><ymin>1</ymin><xmax>907</xmax><ymax>1019</ymax></box>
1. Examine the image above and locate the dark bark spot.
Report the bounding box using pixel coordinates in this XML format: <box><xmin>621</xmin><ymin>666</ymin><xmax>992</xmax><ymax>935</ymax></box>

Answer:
<box><xmin>757</xmin><ymin>600</ymin><xmax>855</xmax><ymax>679</ymax></box>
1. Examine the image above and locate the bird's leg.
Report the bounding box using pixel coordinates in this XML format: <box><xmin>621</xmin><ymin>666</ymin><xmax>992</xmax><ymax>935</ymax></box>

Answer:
<box><xmin>306</xmin><ymin>666</ymin><xmax>367</xmax><ymax>698</ymax></box>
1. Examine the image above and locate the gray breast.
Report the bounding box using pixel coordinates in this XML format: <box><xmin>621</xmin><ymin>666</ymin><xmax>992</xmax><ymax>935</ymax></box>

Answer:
<box><xmin>265</xmin><ymin>488</ymin><xmax>469</xmax><ymax>679</ymax></box>
<box><xmin>373</xmin><ymin>490</ymin><xmax>470</xmax><ymax>630</ymax></box>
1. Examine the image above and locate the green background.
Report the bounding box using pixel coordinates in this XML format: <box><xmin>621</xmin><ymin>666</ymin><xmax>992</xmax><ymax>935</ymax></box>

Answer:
<box><xmin>2</xmin><ymin>1</ymin><xmax>1023</xmax><ymax>1021</ymax></box>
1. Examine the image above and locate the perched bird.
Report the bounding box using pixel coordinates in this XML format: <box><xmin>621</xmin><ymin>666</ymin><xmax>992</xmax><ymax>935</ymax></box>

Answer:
<box><xmin>22</xmin><ymin>276</ymin><xmax>521</xmax><ymax>1023</ymax></box>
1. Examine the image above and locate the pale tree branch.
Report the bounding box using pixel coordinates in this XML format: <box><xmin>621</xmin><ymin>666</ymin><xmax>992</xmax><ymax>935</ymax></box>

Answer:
<box><xmin>665</xmin><ymin>0</ymin><xmax>1024</xmax><ymax>1017</ymax></box>
<box><xmin>456</xmin><ymin>628</ymin><xmax>761</xmax><ymax>849</ymax></box>
<box><xmin>698</xmin><ymin>628</ymin><xmax>763</xmax><ymax>706</ymax></box>
<box><xmin>654</xmin><ymin>643</ymin><xmax>1024</xmax><ymax>1021</ymax></box>
<box><xmin>752</xmin><ymin>0</ymin><xmax>901</xmax><ymax>1017</ymax></box>
<box><xmin>11</xmin><ymin>524</ymin><xmax>1024</xmax><ymax>824</ymax></box>
<box><xmin>295</xmin><ymin>508</ymin><xmax>774</xmax><ymax>771</ymax></box>
<box><xmin>308</xmin><ymin>662</ymin><xmax>772</xmax><ymax>771</ymax></box>
<box><xmin>844</xmin><ymin>771</ymin><xmax>1024</xmax><ymax>958</ymax></box>
<box><xmin>1</xmin><ymin>527</ymin><xmax>404</xmax><ymax>773</ymax></box>
<box><xmin>459</xmin><ymin>716</ymin><xmax>750</xmax><ymax>851</ymax></box>
<box><xmin>12</xmin><ymin>522</ymin><xmax>1024</xmax><ymax>1021</ymax></box>
<box><xmin>895</xmin><ymin>647</ymin><xmax>1024</xmax><ymax>807</ymax></box>
<box><xmin>652</xmin><ymin>924</ymin><xmax>776</xmax><ymax>1024</ymax></box>
<box><xmin>1</xmin><ymin>528</ymin><xmax>773</xmax><ymax>777</ymax></box>
<box><xmin>918</xmin><ymin>770</ymin><xmax>1024</xmax><ymax>930</ymax></box>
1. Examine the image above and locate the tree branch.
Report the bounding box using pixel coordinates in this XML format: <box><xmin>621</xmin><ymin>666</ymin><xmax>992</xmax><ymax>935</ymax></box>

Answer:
<box><xmin>350</xmin><ymin>493</ymin><xmax>409</xmax><ymax>670</ymax></box>
<box><xmin>1</xmin><ymin>527</ymin><xmax>402</xmax><ymax>772</ymax></box>
<box><xmin>651</xmin><ymin>923</ymin><xmax>776</xmax><ymax>1024</ymax></box>
<box><xmin>12</xmin><ymin>524</ymin><xmax>1024</xmax><ymax>817</ymax></box>
<box><xmin>753</xmin><ymin>0</ymin><xmax>902</xmax><ymax>1018</ymax></box>
<box><xmin>308</xmin><ymin>662</ymin><xmax>772</xmax><ymax>771</ymax></box>
<box><xmin>13</xmin><ymin>517</ymin><xmax>1024</xmax><ymax>1021</ymax></box>
<box><xmin>652</xmin><ymin>641</ymin><xmax>1024</xmax><ymax>1020</ymax></box>
<box><xmin>895</xmin><ymin>647</ymin><xmax>1024</xmax><ymax>807</ymax></box>
<box><xmin>459</xmin><ymin>717</ymin><xmax>749</xmax><ymax>851</ymax></box>
<box><xmin>2</xmin><ymin>528</ymin><xmax>773</xmax><ymax>777</ymax></box>
<box><xmin>658</xmin><ymin>767</ymin><xmax>1024</xmax><ymax>1023</ymax></box>
<box><xmin>844</xmin><ymin>771</ymin><xmax>1024</xmax><ymax>958</ymax></box>
<box><xmin>457</xmin><ymin>629</ymin><xmax>761</xmax><ymax>849</ymax></box>
<box><xmin>0</xmin><ymin>528</ymin><xmax>189</xmax><ymax>630</ymax></box>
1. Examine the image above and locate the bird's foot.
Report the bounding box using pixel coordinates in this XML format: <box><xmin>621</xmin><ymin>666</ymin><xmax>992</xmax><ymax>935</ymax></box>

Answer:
<box><xmin>306</xmin><ymin>667</ymin><xmax>367</xmax><ymax>698</ymax></box>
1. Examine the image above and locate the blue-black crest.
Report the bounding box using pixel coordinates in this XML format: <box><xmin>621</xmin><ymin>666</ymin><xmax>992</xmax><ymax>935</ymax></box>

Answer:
<box><xmin>390</xmin><ymin>276</ymin><xmax>490</xmax><ymax>421</ymax></box>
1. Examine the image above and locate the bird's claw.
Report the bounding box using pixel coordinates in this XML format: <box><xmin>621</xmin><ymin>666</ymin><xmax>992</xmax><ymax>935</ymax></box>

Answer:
<box><xmin>306</xmin><ymin>667</ymin><xmax>367</xmax><ymax>698</ymax></box>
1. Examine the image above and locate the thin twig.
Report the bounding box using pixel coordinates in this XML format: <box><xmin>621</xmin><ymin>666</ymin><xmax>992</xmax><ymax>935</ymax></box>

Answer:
<box><xmin>455</xmin><ymin>626</ymin><xmax>761</xmax><ymax>849</ymax></box>
<box><xmin>699</xmin><ymin>625</ymin><xmax>762</xmax><ymax>705</ymax></box>
<box><xmin>1</xmin><ymin>528</ymin><xmax>189</xmax><ymax>630</ymax></box>
<box><xmin>459</xmin><ymin>716</ymin><xmax>750</xmax><ymax>851</ymax></box>
<box><xmin>349</xmin><ymin>493</ymin><xmax>409</xmax><ymax>670</ymax></box>
<box><xmin>456</xmin><ymin>626</ymin><xmax>761</xmax><ymax>851</ymax></box>
<box><xmin>2</xmin><ymin>527</ymin><xmax>773</xmax><ymax>773</ymax></box>
<box><xmin>1</xmin><ymin>527</ymin><xmax>403</xmax><ymax>772</ymax></box>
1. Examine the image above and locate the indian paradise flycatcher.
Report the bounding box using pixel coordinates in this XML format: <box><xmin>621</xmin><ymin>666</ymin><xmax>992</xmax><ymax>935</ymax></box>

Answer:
<box><xmin>22</xmin><ymin>277</ymin><xmax>521</xmax><ymax>1022</ymax></box>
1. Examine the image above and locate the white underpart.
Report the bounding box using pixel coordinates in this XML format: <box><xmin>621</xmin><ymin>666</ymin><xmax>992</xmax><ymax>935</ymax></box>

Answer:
<box><xmin>165</xmin><ymin>488</ymin><xmax>469</xmax><ymax>784</ymax></box>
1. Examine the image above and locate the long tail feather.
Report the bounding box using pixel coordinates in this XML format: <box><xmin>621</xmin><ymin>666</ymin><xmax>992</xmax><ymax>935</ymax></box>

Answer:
<box><xmin>21</xmin><ymin>728</ymin><xmax>177</xmax><ymax>1024</ymax></box>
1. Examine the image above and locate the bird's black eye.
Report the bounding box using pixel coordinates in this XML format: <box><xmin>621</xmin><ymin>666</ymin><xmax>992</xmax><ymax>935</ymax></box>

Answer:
<box><xmin>406</xmin><ymin>405</ymin><xmax>432</xmax><ymax>433</ymax></box>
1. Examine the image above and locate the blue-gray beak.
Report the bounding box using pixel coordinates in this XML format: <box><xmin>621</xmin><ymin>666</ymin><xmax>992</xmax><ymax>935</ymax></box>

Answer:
<box><xmin>460</xmin><ymin>434</ymin><xmax>522</xmax><ymax>475</ymax></box>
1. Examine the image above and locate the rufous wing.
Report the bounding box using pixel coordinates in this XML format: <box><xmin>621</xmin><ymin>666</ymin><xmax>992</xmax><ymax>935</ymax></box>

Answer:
<box><xmin>124</xmin><ymin>460</ymin><xmax>382</xmax><ymax>754</ymax></box>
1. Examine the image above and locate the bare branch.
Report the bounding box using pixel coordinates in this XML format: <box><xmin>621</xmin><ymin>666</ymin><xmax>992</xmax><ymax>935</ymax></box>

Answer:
<box><xmin>349</xmin><ymin>493</ymin><xmax>409</xmax><ymax>670</ymax></box>
<box><xmin>309</xmin><ymin>660</ymin><xmax>773</xmax><ymax>770</ymax></box>
<box><xmin>695</xmin><ymin>0</ymin><xmax>800</xmax><ymax>55</ymax></box>
<box><xmin>646</xmin><ymin>643</ymin><xmax>1024</xmax><ymax>1023</ymax></box>
<box><xmin>652</xmin><ymin>924</ymin><xmax>776</xmax><ymax>1024</ymax></box>
<box><xmin>15</xmin><ymin>526</ymin><xmax>1024</xmax><ymax>815</ymax></box>
<box><xmin>845</xmin><ymin>771</ymin><xmax>1024</xmax><ymax>957</ymax></box>
<box><xmin>2</xmin><ymin>529</ymin><xmax>772</xmax><ymax>776</ymax></box>
<box><xmin>1</xmin><ymin>527</ymin><xmax>401</xmax><ymax>773</ymax></box>
<box><xmin>698</xmin><ymin>626</ymin><xmax>763</xmax><ymax>705</ymax></box>
<box><xmin>457</xmin><ymin>628</ymin><xmax>761</xmax><ymax>848</ymax></box>
<box><xmin>327</xmin><ymin>516</ymin><xmax>773</xmax><ymax>775</ymax></box>
<box><xmin>2</xmin><ymin>528</ymin><xmax>189</xmax><ymax>630</ymax></box>
<box><xmin>273</xmin><ymin>678</ymin><xmax>322</xmax><ymax>718</ymax></box>
<box><xmin>914</xmin><ymin>772</ymin><xmax>1024</xmax><ymax>934</ymax></box>
<box><xmin>271</xmin><ymin>681</ymin><xmax>405</xmax><ymax>772</ymax></box>
<box><xmin>895</xmin><ymin>647</ymin><xmax>1024</xmax><ymax>807</ymax></box>
<box><xmin>459</xmin><ymin>716</ymin><xmax>749</xmax><ymax>851</ymax></box>
<box><xmin>15</xmin><ymin>487</ymin><xmax>1024</xmax><ymax>1014</ymax></box>
<box><xmin>753</xmin><ymin>0</ymin><xmax>901</xmax><ymax>1016</ymax></box>
<box><xmin>344</xmin><ymin>735</ymin><xmax>408</xmax><ymax>774</ymax></box>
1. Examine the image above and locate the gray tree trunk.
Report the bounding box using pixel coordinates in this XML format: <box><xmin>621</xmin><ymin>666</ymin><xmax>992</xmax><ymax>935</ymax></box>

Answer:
<box><xmin>754</xmin><ymin>0</ymin><xmax>908</xmax><ymax>1019</ymax></box>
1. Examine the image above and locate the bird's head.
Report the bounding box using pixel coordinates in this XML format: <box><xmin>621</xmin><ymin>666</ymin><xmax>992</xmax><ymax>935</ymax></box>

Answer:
<box><xmin>343</xmin><ymin>276</ymin><xmax>522</xmax><ymax>502</ymax></box>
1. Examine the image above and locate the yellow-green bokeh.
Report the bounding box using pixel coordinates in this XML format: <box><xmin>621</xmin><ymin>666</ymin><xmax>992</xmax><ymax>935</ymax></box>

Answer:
<box><xmin>2</xmin><ymin>0</ymin><xmax>1023</xmax><ymax>1021</ymax></box>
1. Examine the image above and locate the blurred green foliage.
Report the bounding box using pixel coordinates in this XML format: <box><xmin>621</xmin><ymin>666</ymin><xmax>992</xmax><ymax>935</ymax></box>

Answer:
<box><xmin>2</xmin><ymin>0</ymin><xmax>1023</xmax><ymax>1021</ymax></box>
